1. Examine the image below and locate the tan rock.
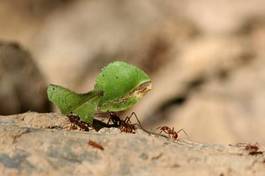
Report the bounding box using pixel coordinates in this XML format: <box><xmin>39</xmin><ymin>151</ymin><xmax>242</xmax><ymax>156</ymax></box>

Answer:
<box><xmin>0</xmin><ymin>112</ymin><xmax>265</xmax><ymax>176</ymax></box>
<box><xmin>0</xmin><ymin>42</ymin><xmax>49</xmax><ymax>115</ymax></box>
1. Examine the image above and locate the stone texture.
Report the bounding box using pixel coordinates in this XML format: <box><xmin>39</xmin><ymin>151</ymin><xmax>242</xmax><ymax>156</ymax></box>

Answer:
<box><xmin>0</xmin><ymin>42</ymin><xmax>50</xmax><ymax>115</ymax></box>
<box><xmin>0</xmin><ymin>112</ymin><xmax>265</xmax><ymax>176</ymax></box>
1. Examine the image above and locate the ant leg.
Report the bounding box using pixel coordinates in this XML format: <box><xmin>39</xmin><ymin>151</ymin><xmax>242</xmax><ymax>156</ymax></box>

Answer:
<box><xmin>130</xmin><ymin>112</ymin><xmax>143</xmax><ymax>128</ymax></box>
<box><xmin>129</xmin><ymin>112</ymin><xmax>151</xmax><ymax>133</ymax></box>
<box><xmin>175</xmin><ymin>129</ymin><xmax>189</xmax><ymax>138</ymax></box>
<box><xmin>106</xmin><ymin>112</ymin><xmax>113</xmax><ymax>125</ymax></box>
<box><xmin>107</xmin><ymin>117</ymin><xmax>111</xmax><ymax>125</ymax></box>
<box><xmin>124</xmin><ymin>116</ymin><xmax>131</xmax><ymax>124</ymax></box>
<box><xmin>126</xmin><ymin>112</ymin><xmax>169</xmax><ymax>138</ymax></box>
<box><xmin>110</xmin><ymin>112</ymin><xmax>123</xmax><ymax>127</ymax></box>
<box><xmin>156</xmin><ymin>126</ymin><xmax>163</xmax><ymax>134</ymax></box>
<box><xmin>128</xmin><ymin>112</ymin><xmax>135</xmax><ymax>118</ymax></box>
<box><xmin>123</xmin><ymin>112</ymin><xmax>138</xmax><ymax>125</ymax></box>
<box><xmin>126</xmin><ymin>112</ymin><xmax>137</xmax><ymax>123</ymax></box>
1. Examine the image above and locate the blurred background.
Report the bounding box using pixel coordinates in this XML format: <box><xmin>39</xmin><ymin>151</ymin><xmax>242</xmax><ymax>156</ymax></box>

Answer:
<box><xmin>0</xmin><ymin>0</ymin><xmax>265</xmax><ymax>144</ymax></box>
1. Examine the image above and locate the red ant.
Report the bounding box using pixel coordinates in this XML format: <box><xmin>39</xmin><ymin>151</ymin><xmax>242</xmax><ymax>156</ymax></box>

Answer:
<box><xmin>157</xmin><ymin>126</ymin><xmax>188</xmax><ymax>140</ymax></box>
<box><xmin>245</xmin><ymin>144</ymin><xmax>259</xmax><ymax>152</ymax></box>
<box><xmin>108</xmin><ymin>112</ymin><xmax>189</xmax><ymax>141</ymax></box>
<box><xmin>108</xmin><ymin>112</ymin><xmax>136</xmax><ymax>133</ymax></box>
<box><xmin>68</xmin><ymin>115</ymin><xmax>90</xmax><ymax>131</ymax></box>
<box><xmin>67</xmin><ymin>112</ymin><xmax>137</xmax><ymax>132</ymax></box>
<box><xmin>108</xmin><ymin>112</ymin><xmax>157</xmax><ymax>134</ymax></box>
<box><xmin>231</xmin><ymin>143</ymin><xmax>263</xmax><ymax>156</ymax></box>
<box><xmin>88</xmin><ymin>140</ymin><xmax>104</xmax><ymax>151</ymax></box>
<box><xmin>68</xmin><ymin>112</ymin><xmax>189</xmax><ymax>142</ymax></box>
<box><xmin>120</xmin><ymin>115</ymin><xmax>137</xmax><ymax>133</ymax></box>
<box><xmin>244</xmin><ymin>143</ymin><xmax>263</xmax><ymax>155</ymax></box>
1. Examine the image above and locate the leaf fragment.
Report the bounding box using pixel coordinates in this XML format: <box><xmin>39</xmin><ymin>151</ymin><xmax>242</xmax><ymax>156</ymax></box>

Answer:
<box><xmin>47</xmin><ymin>61</ymin><xmax>152</xmax><ymax>124</ymax></box>
<box><xmin>95</xmin><ymin>61</ymin><xmax>151</xmax><ymax>112</ymax></box>
<box><xmin>47</xmin><ymin>84</ymin><xmax>101</xmax><ymax>123</ymax></box>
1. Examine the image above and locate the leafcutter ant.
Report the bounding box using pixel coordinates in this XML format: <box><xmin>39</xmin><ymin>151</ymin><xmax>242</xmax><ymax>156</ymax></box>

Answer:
<box><xmin>88</xmin><ymin>140</ymin><xmax>104</xmax><ymax>151</ymax></box>
<box><xmin>108</xmin><ymin>112</ymin><xmax>137</xmax><ymax>133</ymax></box>
<box><xmin>157</xmin><ymin>126</ymin><xmax>188</xmax><ymax>140</ymax></box>
<box><xmin>244</xmin><ymin>143</ymin><xmax>263</xmax><ymax>155</ymax></box>
<box><xmin>108</xmin><ymin>112</ymin><xmax>187</xmax><ymax>141</ymax></box>
<box><xmin>68</xmin><ymin>115</ymin><xmax>90</xmax><ymax>131</ymax></box>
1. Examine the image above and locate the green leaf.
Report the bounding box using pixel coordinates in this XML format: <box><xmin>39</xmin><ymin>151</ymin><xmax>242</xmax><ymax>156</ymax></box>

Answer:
<box><xmin>95</xmin><ymin>61</ymin><xmax>151</xmax><ymax>112</ymax></box>
<box><xmin>47</xmin><ymin>61</ymin><xmax>152</xmax><ymax>124</ymax></box>
<box><xmin>47</xmin><ymin>84</ymin><xmax>101</xmax><ymax>124</ymax></box>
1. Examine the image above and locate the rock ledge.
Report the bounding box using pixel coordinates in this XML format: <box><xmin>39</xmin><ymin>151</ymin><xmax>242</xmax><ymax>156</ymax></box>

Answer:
<box><xmin>0</xmin><ymin>112</ymin><xmax>264</xmax><ymax>176</ymax></box>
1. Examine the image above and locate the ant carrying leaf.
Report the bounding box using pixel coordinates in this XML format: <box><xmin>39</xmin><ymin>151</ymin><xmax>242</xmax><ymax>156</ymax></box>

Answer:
<box><xmin>47</xmin><ymin>61</ymin><xmax>151</xmax><ymax>127</ymax></box>
<box><xmin>47</xmin><ymin>61</ymin><xmax>188</xmax><ymax>141</ymax></box>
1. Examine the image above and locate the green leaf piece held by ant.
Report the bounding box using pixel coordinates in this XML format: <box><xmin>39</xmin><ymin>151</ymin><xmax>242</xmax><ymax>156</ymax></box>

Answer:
<box><xmin>95</xmin><ymin>61</ymin><xmax>151</xmax><ymax>112</ymax></box>
<box><xmin>47</xmin><ymin>61</ymin><xmax>152</xmax><ymax>124</ymax></box>
<box><xmin>47</xmin><ymin>85</ymin><xmax>101</xmax><ymax>124</ymax></box>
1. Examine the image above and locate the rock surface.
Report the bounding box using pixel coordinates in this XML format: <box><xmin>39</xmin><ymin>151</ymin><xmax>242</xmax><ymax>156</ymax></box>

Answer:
<box><xmin>0</xmin><ymin>112</ymin><xmax>265</xmax><ymax>176</ymax></box>
<box><xmin>0</xmin><ymin>42</ymin><xmax>50</xmax><ymax>115</ymax></box>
